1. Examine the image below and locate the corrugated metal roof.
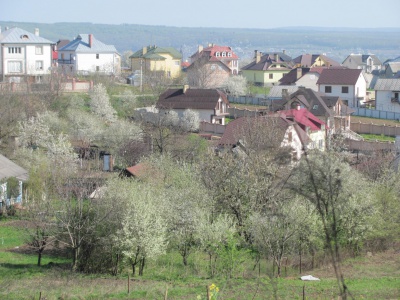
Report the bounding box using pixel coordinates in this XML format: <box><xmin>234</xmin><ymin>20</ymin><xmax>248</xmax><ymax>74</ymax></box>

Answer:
<box><xmin>0</xmin><ymin>27</ymin><xmax>53</xmax><ymax>44</ymax></box>
<box><xmin>374</xmin><ymin>78</ymin><xmax>400</xmax><ymax>90</ymax></box>
<box><xmin>59</xmin><ymin>34</ymin><xmax>118</xmax><ymax>53</ymax></box>
<box><xmin>0</xmin><ymin>154</ymin><xmax>29</xmax><ymax>181</ymax></box>
<box><xmin>156</xmin><ymin>88</ymin><xmax>228</xmax><ymax>110</ymax></box>
<box><xmin>317</xmin><ymin>69</ymin><xmax>363</xmax><ymax>85</ymax></box>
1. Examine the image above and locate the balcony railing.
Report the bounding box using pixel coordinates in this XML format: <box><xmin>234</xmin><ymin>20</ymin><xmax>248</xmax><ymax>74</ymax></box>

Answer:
<box><xmin>58</xmin><ymin>59</ymin><xmax>74</xmax><ymax>64</ymax></box>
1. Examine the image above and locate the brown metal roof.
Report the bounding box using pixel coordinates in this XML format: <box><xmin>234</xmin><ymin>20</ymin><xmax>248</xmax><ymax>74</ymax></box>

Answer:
<box><xmin>317</xmin><ymin>69</ymin><xmax>363</xmax><ymax>85</ymax></box>
<box><xmin>156</xmin><ymin>88</ymin><xmax>229</xmax><ymax>110</ymax></box>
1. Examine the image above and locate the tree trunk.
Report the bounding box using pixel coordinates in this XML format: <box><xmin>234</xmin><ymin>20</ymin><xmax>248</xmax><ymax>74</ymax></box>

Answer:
<box><xmin>139</xmin><ymin>257</ymin><xmax>145</xmax><ymax>276</ymax></box>
<box><xmin>72</xmin><ymin>247</ymin><xmax>79</xmax><ymax>271</ymax></box>
<box><xmin>131</xmin><ymin>263</ymin><xmax>136</xmax><ymax>276</ymax></box>
<box><xmin>37</xmin><ymin>251</ymin><xmax>42</xmax><ymax>266</ymax></box>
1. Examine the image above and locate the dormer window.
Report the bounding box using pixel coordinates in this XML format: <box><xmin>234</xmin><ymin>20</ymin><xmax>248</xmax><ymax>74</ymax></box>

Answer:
<box><xmin>222</xmin><ymin>52</ymin><xmax>226</xmax><ymax>57</ymax></box>
<box><xmin>313</xmin><ymin>104</ymin><xmax>318</xmax><ymax>110</ymax></box>
<box><xmin>20</xmin><ymin>34</ymin><xmax>29</xmax><ymax>39</ymax></box>
<box><xmin>228</xmin><ymin>52</ymin><xmax>232</xmax><ymax>57</ymax></box>
<box><xmin>215</xmin><ymin>52</ymin><xmax>220</xmax><ymax>57</ymax></box>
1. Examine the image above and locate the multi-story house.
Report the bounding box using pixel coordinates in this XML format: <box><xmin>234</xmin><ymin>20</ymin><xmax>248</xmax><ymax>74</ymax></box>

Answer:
<box><xmin>0</xmin><ymin>27</ymin><xmax>54</xmax><ymax>83</ymax></box>
<box><xmin>130</xmin><ymin>46</ymin><xmax>182</xmax><ymax>79</ymax></box>
<box><xmin>341</xmin><ymin>54</ymin><xmax>382</xmax><ymax>74</ymax></box>
<box><xmin>292</xmin><ymin>54</ymin><xmax>341</xmax><ymax>68</ymax></box>
<box><xmin>187</xmin><ymin>44</ymin><xmax>239</xmax><ymax>88</ymax></box>
<box><xmin>316</xmin><ymin>68</ymin><xmax>366</xmax><ymax>108</ymax></box>
<box><xmin>58</xmin><ymin>34</ymin><xmax>121</xmax><ymax>75</ymax></box>
<box><xmin>241</xmin><ymin>50</ymin><xmax>293</xmax><ymax>86</ymax></box>
<box><xmin>156</xmin><ymin>85</ymin><xmax>230</xmax><ymax>125</ymax></box>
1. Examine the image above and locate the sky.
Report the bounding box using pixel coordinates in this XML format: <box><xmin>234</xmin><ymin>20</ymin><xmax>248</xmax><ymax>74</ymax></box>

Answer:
<box><xmin>2</xmin><ymin>0</ymin><xmax>400</xmax><ymax>29</ymax></box>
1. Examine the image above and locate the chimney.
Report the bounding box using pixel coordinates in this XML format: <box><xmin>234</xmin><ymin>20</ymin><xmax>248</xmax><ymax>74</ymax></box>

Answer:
<box><xmin>297</xmin><ymin>68</ymin><xmax>302</xmax><ymax>79</ymax></box>
<box><xmin>283</xmin><ymin>49</ymin><xmax>286</xmax><ymax>54</ymax></box>
<box><xmin>89</xmin><ymin>34</ymin><xmax>93</xmax><ymax>47</ymax></box>
<box><xmin>34</xmin><ymin>28</ymin><xmax>39</xmax><ymax>36</ymax></box>
<box><xmin>282</xmin><ymin>88</ymin><xmax>289</xmax><ymax>100</ymax></box>
<box><xmin>198</xmin><ymin>45</ymin><xmax>203</xmax><ymax>53</ymax></box>
<box><xmin>296</xmin><ymin>104</ymin><xmax>301</xmax><ymax>110</ymax></box>
<box><xmin>275</xmin><ymin>53</ymin><xmax>279</xmax><ymax>62</ymax></box>
<box><xmin>183</xmin><ymin>84</ymin><xmax>189</xmax><ymax>93</ymax></box>
<box><xmin>142</xmin><ymin>46</ymin><xmax>147</xmax><ymax>55</ymax></box>
<box><xmin>255</xmin><ymin>50</ymin><xmax>261</xmax><ymax>63</ymax></box>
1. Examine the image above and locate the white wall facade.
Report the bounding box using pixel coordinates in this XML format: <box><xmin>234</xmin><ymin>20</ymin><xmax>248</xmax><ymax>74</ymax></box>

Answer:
<box><xmin>59</xmin><ymin>51</ymin><xmax>120</xmax><ymax>75</ymax></box>
<box><xmin>375</xmin><ymin>90</ymin><xmax>400</xmax><ymax>113</ymax></box>
<box><xmin>318</xmin><ymin>74</ymin><xmax>367</xmax><ymax>108</ymax></box>
<box><xmin>1</xmin><ymin>44</ymin><xmax>52</xmax><ymax>78</ymax></box>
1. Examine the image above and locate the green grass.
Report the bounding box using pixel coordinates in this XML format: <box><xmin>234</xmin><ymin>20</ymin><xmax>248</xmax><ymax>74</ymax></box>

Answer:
<box><xmin>0</xmin><ymin>221</ymin><xmax>399</xmax><ymax>299</ymax></box>
<box><xmin>248</xmin><ymin>85</ymin><xmax>270</xmax><ymax>96</ymax></box>
<box><xmin>360</xmin><ymin>134</ymin><xmax>395</xmax><ymax>142</ymax></box>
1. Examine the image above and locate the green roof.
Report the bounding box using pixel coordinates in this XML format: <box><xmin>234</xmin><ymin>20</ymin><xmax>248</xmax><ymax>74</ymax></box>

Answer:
<box><xmin>130</xmin><ymin>46</ymin><xmax>182</xmax><ymax>59</ymax></box>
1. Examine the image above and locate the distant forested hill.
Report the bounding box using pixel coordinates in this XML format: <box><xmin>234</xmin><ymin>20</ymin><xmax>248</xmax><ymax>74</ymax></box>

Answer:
<box><xmin>1</xmin><ymin>21</ymin><xmax>399</xmax><ymax>62</ymax></box>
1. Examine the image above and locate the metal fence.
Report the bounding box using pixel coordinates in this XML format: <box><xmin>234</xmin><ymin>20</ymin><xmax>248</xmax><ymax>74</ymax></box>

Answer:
<box><xmin>228</xmin><ymin>96</ymin><xmax>269</xmax><ymax>106</ymax></box>
<box><xmin>351</xmin><ymin>108</ymin><xmax>400</xmax><ymax>121</ymax></box>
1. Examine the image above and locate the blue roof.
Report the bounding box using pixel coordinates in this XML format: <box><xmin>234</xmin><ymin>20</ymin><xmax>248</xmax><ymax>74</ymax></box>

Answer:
<box><xmin>59</xmin><ymin>34</ymin><xmax>118</xmax><ymax>53</ymax></box>
<box><xmin>0</xmin><ymin>27</ymin><xmax>54</xmax><ymax>44</ymax></box>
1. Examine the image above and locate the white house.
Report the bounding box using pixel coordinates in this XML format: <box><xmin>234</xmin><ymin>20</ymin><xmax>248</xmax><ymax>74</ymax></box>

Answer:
<box><xmin>0</xmin><ymin>27</ymin><xmax>54</xmax><ymax>83</ymax></box>
<box><xmin>58</xmin><ymin>34</ymin><xmax>120</xmax><ymax>75</ymax></box>
<box><xmin>341</xmin><ymin>54</ymin><xmax>382</xmax><ymax>74</ymax></box>
<box><xmin>374</xmin><ymin>78</ymin><xmax>400</xmax><ymax>113</ymax></box>
<box><xmin>316</xmin><ymin>68</ymin><xmax>366</xmax><ymax>108</ymax></box>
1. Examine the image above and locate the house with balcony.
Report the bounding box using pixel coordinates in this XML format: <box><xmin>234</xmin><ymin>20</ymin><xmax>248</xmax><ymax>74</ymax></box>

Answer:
<box><xmin>241</xmin><ymin>51</ymin><xmax>293</xmax><ymax>86</ymax></box>
<box><xmin>270</xmin><ymin>87</ymin><xmax>354</xmax><ymax>135</ymax></box>
<box><xmin>156</xmin><ymin>86</ymin><xmax>230</xmax><ymax>125</ymax></box>
<box><xmin>218</xmin><ymin>108</ymin><xmax>326</xmax><ymax>160</ymax></box>
<box><xmin>58</xmin><ymin>34</ymin><xmax>121</xmax><ymax>75</ymax></box>
<box><xmin>316</xmin><ymin>68</ymin><xmax>366</xmax><ymax>108</ymax></box>
<box><xmin>374</xmin><ymin>78</ymin><xmax>400</xmax><ymax>113</ymax></box>
<box><xmin>130</xmin><ymin>46</ymin><xmax>182</xmax><ymax>79</ymax></box>
<box><xmin>187</xmin><ymin>44</ymin><xmax>239</xmax><ymax>88</ymax></box>
<box><xmin>0</xmin><ymin>27</ymin><xmax>54</xmax><ymax>83</ymax></box>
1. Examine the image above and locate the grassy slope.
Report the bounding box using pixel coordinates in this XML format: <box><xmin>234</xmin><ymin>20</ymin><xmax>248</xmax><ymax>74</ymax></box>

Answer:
<box><xmin>0</xmin><ymin>221</ymin><xmax>399</xmax><ymax>299</ymax></box>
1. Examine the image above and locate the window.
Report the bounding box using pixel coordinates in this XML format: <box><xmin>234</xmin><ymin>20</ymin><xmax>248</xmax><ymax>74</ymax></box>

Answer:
<box><xmin>342</xmin><ymin>86</ymin><xmax>349</xmax><ymax>93</ymax></box>
<box><xmin>215</xmin><ymin>52</ymin><xmax>220</xmax><ymax>57</ymax></box>
<box><xmin>96</xmin><ymin>66</ymin><xmax>100</xmax><ymax>71</ymax></box>
<box><xmin>313</xmin><ymin>104</ymin><xmax>318</xmax><ymax>110</ymax></box>
<box><xmin>269</xmin><ymin>73</ymin><xmax>273</xmax><ymax>79</ymax></box>
<box><xmin>8</xmin><ymin>47</ymin><xmax>21</xmax><ymax>54</ymax></box>
<box><xmin>96</xmin><ymin>54</ymin><xmax>99</xmax><ymax>59</ymax></box>
<box><xmin>325</xmin><ymin>86</ymin><xmax>332</xmax><ymax>93</ymax></box>
<box><xmin>8</xmin><ymin>61</ymin><xmax>22</xmax><ymax>73</ymax></box>
<box><xmin>222</xmin><ymin>52</ymin><xmax>226</xmax><ymax>57</ymax></box>
<box><xmin>319</xmin><ymin>140</ymin><xmax>324</xmax><ymax>149</ymax></box>
<box><xmin>35</xmin><ymin>46</ymin><xmax>43</xmax><ymax>55</ymax></box>
<box><xmin>35</xmin><ymin>61</ymin><xmax>43</xmax><ymax>70</ymax></box>
<box><xmin>174</xmin><ymin>60</ymin><xmax>180</xmax><ymax>65</ymax></box>
<box><xmin>227</xmin><ymin>52</ymin><xmax>232</xmax><ymax>57</ymax></box>
<box><xmin>288</xmin><ymin>131</ymin><xmax>292</xmax><ymax>142</ymax></box>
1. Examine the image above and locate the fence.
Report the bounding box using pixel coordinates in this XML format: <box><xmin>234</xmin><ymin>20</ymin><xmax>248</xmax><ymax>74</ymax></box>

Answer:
<box><xmin>351</xmin><ymin>108</ymin><xmax>400</xmax><ymax>121</ymax></box>
<box><xmin>199</xmin><ymin>121</ymin><xmax>226</xmax><ymax>135</ymax></box>
<box><xmin>0</xmin><ymin>79</ymin><xmax>93</xmax><ymax>93</ymax></box>
<box><xmin>228</xmin><ymin>95</ymin><xmax>269</xmax><ymax>106</ymax></box>
<box><xmin>344</xmin><ymin>138</ymin><xmax>395</xmax><ymax>152</ymax></box>
<box><xmin>350</xmin><ymin>122</ymin><xmax>400</xmax><ymax>136</ymax></box>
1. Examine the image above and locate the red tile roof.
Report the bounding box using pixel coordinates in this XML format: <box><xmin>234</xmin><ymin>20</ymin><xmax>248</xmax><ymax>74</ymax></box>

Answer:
<box><xmin>125</xmin><ymin>163</ymin><xmax>148</xmax><ymax>177</ymax></box>
<box><xmin>278</xmin><ymin>108</ymin><xmax>326</xmax><ymax>131</ymax></box>
<box><xmin>316</xmin><ymin>68</ymin><xmax>363</xmax><ymax>85</ymax></box>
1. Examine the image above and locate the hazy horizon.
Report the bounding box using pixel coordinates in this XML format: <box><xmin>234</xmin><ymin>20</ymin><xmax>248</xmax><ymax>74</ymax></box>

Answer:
<box><xmin>2</xmin><ymin>0</ymin><xmax>400</xmax><ymax>29</ymax></box>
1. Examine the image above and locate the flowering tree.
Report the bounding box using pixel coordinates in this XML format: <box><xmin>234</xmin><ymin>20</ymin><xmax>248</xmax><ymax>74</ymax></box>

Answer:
<box><xmin>181</xmin><ymin>109</ymin><xmax>200</xmax><ymax>132</ymax></box>
<box><xmin>89</xmin><ymin>83</ymin><xmax>117</xmax><ymax>122</ymax></box>
<box><xmin>223</xmin><ymin>75</ymin><xmax>247</xmax><ymax>97</ymax></box>
<box><xmin>112</xmin><ymin>180</ymin><xmax>168</xmax><ymax>276</ymax></box>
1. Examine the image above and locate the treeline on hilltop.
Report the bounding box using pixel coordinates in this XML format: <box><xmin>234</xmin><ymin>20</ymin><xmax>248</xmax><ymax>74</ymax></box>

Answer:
<box><xmin>1</xmin><ymin>21</ymin><xmax>399</xmax><ymax>61</ymax></box>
